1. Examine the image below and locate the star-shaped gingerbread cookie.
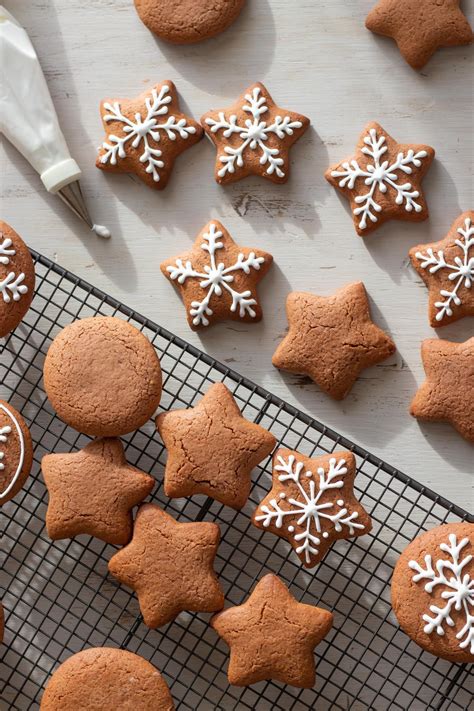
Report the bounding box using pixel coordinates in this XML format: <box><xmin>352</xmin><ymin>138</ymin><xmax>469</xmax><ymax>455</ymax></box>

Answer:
<box><xmin>161</xmin><ymin>220</ymin><xmax>273</xmax><ymax>330</ymax></box>
<box><xmin>272</xmin><ymin>283</ymin><xmax>396</xmax><ymax>400</ymax></box>
<box><xmin>108</xmin><ymin>503</ymin><xmax>224</xmax><ymax>628</ymax></box>
<box><xmin>366</xmin><ymin>0</ymin><xmax>473</xmax><ymax>70</ymax></box>
<box><xmin>96</xmin><ymin>80</ymin><xmax>203</xmax><ymax>190</ymax></box>
<box><xmin>410</xmin><ymin>338</ymin><xmax>474</xmax><ymax>442</ymax></box>
<box><xmin>201</xmin><ymin>82</ymin><xmax>310</xmax><ymax>185</ymax></box>
<box><xmin>409</xmin><ymin>211</ymin><xmax>474</xmax><ymax>327</ymax></box>
<box><xmin>325</xmin><ymin>121</ymin><xmax>435</xmax><ymax>236</ymax></box>
<box><xmin>211</xmin><ymin>574</ymin><xmax>333</xmax><ymax>687</ymax></box>
<box><xmin>156</xmin><ymin>382</ymin><xmax>276</xmax><ymax>509</ymax></box>
<box><xmin>42</xmin><ymin>438</ymin><xmax>154</xmax><ymax>545</ymax></box>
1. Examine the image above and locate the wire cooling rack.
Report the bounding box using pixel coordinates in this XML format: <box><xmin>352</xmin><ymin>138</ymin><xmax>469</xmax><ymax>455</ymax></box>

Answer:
<box><xmin>1</xmin><ymin>251</ymin><xmax>472</xmax><ymax>711</ymax></box>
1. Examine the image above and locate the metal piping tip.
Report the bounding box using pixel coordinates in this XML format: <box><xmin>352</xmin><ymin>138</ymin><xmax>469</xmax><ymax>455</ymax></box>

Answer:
<box><xmin>56</xmin><ymin>181</ymin><xmax>111</xmax><ymax>238</ymax></box>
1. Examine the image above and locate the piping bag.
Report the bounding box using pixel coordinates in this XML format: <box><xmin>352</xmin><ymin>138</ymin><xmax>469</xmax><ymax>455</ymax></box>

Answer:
<box><xmin>0</xmin><ymin>7</ymin><xmax>110</xmax><ymax>238</ymax></box>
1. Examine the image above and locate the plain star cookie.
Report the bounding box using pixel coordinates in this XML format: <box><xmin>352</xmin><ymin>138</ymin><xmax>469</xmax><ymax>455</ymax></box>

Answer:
<box><xmin>0</xmin><ymin>221</ymin><xmax>35</xmax><ymax>339</ymax></box>
<box><xmin>325</xmin><ymin>122</ymin><xmax>435</xmax><ymax>236</ymax></box>
<box><xmin>366</xmin><ymin>0</ymin><xmax>473</xmax><ymax>70</ymax></box>
<box><xmin>96</xmin><ymin>81</ymin><xmax>202</xmax><ymax>190</ymax></box>
<box><xmin>272</xmin><ymin>283</ymin><xmax>396</xmax><ymax>400</ymax></box>
<box><xmin>0</xmin><ymin>400</ymin><xmax>33</xmax><ymax>506</ymax></box>
<box><xmin>201</xmin><ymin>83</ymin><xmax>310</xmax><ymax>184</ymax></box>
<box><xmin>156</xmin><ymin>382</ymin><xmax>276</xmax><ymax>509</ymax></box>
<box><xmin>253</xmin><ymin>449</ymin><xmax>372</xmax><ymax>568</ymax></box>
<box><xmin>42</xmin><ymin>438</ymin><xmax>154</xmax><ymax>545</ymax></box>
<box><xmin>108</xmin><ymin>503</ymin><xmax>224</xmax><ymax>628</ymax></box>
<box><xmin>409</xmin><ymin>211</ymin><xmax>474</xmax><ymax>327</ymax></box>
<box><xmin>40</xmin><ymin>647</ymin><xmax>175</xmax><ymax>710</ymax></box>
<box><xmin>392</xmin><ymin>522</ymin><xmax>474</xmax><ymax>663</ymax></box>
<box><xmin>161</xmin><ymin>220</ymin><xmax>273</xmax><ymax>330</ymax></box>
<box><xmin>410</xmin><ymin>337</ymin><xmax>474</xmax><ymax>442</ymax></box>
<box><xmin>211</xmin><ymin>574</ymin><xmax>333</xmax><ymax>687</ymax></box>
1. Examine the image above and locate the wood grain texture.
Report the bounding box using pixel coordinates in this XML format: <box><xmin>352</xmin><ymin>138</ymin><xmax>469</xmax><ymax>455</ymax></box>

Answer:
<box><xmin>1</xmin><ymin>0</ymin><xmax>473</xmax><ymax>508</ymax></box>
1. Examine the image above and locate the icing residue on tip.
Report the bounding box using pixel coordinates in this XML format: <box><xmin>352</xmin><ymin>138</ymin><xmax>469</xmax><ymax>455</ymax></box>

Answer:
<box><xmin>92</xmin><ymin>224</ymin><xmax>111</xmax><ymax>239</ymax></box>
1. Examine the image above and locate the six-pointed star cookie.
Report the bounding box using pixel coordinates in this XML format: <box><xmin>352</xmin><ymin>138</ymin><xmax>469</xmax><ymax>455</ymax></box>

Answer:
<box><xmin>108</xmin><ymin>503</ymin><xmax>224</xmax><ymax>628</ymax></box>
<box><xmin>156</xmin><ymin>382</ymin><xmax>276</xmax><ymax>509</ymax></box>
<box><xmin>211</xmin><ymin>573</ymin><xmax>333</xmax><ymax>687</ymax></box>
<box><xmin>42</xmin><ymin>438</ymin><xmax>154</xmax><ymax>545</ymax></box>
<box><xmin>161</xmin><ymin>220</ymin><xmax>273</xmax><ymax>330</ymax></box>
<box><xmin>201</xmin><ymin>82</ymin><xmax>310</xmax><ymax>184</ymax></box>
<box><xmin>410</xmin><ymin>338</ymin><xmax>474</xmax><ymax>443</ymax></box>
<box><xmin>325</xmin><ymin>121</ymin><xmax>435</xmax><ymax>236</ymax></box>
<box><xmin>409</xmin><ymin>211</ymin><xmax>474</xmax><ymax>327</ymax></box>
<box><xmin>272</xmin><ymin>283</ymin><xmax>396</xmax><ymax>400</ymax></box>
<box><xmin>366</xmin><ymin>0</ymin><xmax>473</xmax><ymax>70</ymax></box>
<box><xmin>253</xmin><ymin>449</ymin><xmax>372</xmax><ymax>568</ymax></box>
<box><xmin>96</xmin><ymin>80</ymin><xmax>203</xmax><ymax>190</ymax></box>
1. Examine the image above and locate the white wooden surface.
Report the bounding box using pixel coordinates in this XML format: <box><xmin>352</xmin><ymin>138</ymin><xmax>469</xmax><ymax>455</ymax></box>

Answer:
<box><xmin>1</xmin><ymin>0</ymin><xmax>473</xmax><ymax>509</ymax></box>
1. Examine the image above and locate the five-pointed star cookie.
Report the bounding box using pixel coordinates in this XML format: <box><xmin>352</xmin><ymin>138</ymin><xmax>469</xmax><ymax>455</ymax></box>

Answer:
<box><xmin>201</xmin><ymin>82</ymin><xmax>310</xmax><ymax>185</ymax></box>
<box><xmin>409</xmin><ymin>211</ymin><xmax>474</xmax><ymax>327</ymax></box>
<box><xmin>410</xmin><ymin>338</ymin><xmax>474</xmax><ymax>442</ymax></box>
<box><xmin>161</xmin><ymin>220</ymin><xmax>273</xmax><ymax>330</ymax></box>
<box><xmin>325</xmin><ymin>121</ymin><xmax>435</xmax><ymax>236</ymax></box>
<box><xmin>211</xmin><ymin>574</ymin><xmax>333</xmax><ymax>687</ymax></box>
<box><xmin>96</xmin><ymin>80</ymin><xmax>203</xmax><ymax>190</ymax></box>
<box><xmin>156</xmin><ymin>382</ymin><xmax>276</xmax><ymax>509</ymax></box>
<box><xmin>366</xmin><ymin>0</ymin><xmax>473</xmax><ymax>70</ymax></box>
<box><xmin>42</xmin><ymin>438</ymin><xmax>154</xmax><ymax>545</ymax></box>
<box><xmin>108</xmin><ymin>503</ymin><xmax>224</xmax><ymax>628</ymax></box>
<box><xmin>253</xmin><ymin>448</ymin><xmax>372</xmax><ymax>568</ymax></box>
<box><xmin>272</xmin><ymin>283</ymin><xmax>396</xmax><ymax>400</ymax></box>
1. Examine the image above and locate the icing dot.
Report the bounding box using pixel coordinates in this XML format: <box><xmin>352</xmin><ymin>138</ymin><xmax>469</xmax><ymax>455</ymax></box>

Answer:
<box><xmin>288</xmin><ymin>525</ymin><xmax>295</xmax><ymax>533</ymax></box>
<box><xmin>337</xmin><ymin>499</ymin><xmax>344</xmax><ymax>506</ymax></box>
<box><xmin>305</xmin><ymin>470</ymin><xmax>312</xmax><ymax>477</ymax></box>
<box><xmin>279</xmin><ymin>492</ymin><xmax>286</xmax><ymax>499</ymax></box>
<box><xmin>323</xmin><ymin>532</ymin><xmax>329</xmax><ymax>539</ymax></box>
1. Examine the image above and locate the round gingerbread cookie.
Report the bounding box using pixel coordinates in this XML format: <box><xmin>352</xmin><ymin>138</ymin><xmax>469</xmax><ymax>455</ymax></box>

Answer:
<box><xmin>134</xmin><ymin>0</ymin><xmax>245</xmax><ymax>44</ymax></box>
<box><xmin>0</xmin><ymin>400</ymin><xmax>33</xmax><ymax>506</ymax></box>
<box><xmin>44</xmin><ymin>317</ymin><xmax>162</xmax><ymax>437</ymax></box>
<box><xmin>40</xmin><ymin>647</ymin><xmax>175</xmax><ymax>710</ymax></box>
<box><xmin>0</xmin><ymin>221</ymin><xmax>35</xmax><ymax>339</ymax></box>
<box><xmin>392</xmin><ymin>522</ymin><xmax>474</xmax><ymax>663</ymax></box>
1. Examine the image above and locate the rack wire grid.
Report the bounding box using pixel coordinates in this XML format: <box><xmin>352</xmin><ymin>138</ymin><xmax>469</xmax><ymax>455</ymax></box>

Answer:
<box><xmin>0</xmin><ymin>250</ymin><xmax>472</xmax><ymax>711</ymax></box>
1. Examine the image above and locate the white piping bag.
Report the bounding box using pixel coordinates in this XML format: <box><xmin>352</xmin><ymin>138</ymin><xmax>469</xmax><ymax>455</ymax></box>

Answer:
<box><xmin>0</xmin><ymin>7</ymin><xmax>110</xmax><ymax>238</ymax></box>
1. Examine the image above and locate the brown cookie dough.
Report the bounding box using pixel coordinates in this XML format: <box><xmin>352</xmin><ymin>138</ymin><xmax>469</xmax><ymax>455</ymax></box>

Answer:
<box><xmin>211</xmin><ymin>574</ymin><xmax>333</xmax><ymax>687</ymax></box>
<box><xmin>156</xmin><ymin>382</ymin><xmax>276</xmax><ymax>508</ymax></box>
<box><xmin>44</xmin><ymin>316</ymin><xmax>162</xmax><ymax>437</ymax></box>
<box><xmin>108</xmin><ymin>503</ymin><xmax>224</xmax><ymax>628</ymax></box>
<box><xmin>40</xmin><ymin>647</ymin><xmax>175</xmax><ymax>710</ymax></box>
<box><xmin>0</xmin><ymin>400</ymin><xmax>33</xmax><ymax>506</ymax></box>
<box><xmin>392</xmin><ymin>522</ymin><xmax>474</xmax><ymax>663</ymax></box>
<box><xmin>0</xmin><ymin>221</ymin><xmax>35</xmax><ymax>339</ymax></box>
<box><xmin>134</xmin><ymin>0</ymin><xmax>246</xmax><ymax>44</ymax></box>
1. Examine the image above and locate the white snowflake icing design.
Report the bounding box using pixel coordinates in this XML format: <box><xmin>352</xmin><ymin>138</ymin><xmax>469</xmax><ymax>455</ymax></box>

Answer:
<box><xmin>0</xmin><ymin>236</ymin><xmax>15</xmax><ymax>265</ymax></box>
<box><xmin>0</xmin><ymin>235</ymin><xmax>28</xmax><ymax>304</ymax></box>
<box><xmin>99</xmin><ymin>84</ymin><xmax>197</xmax><ymax>183</ymax></box>
<box><xmin>205</xmin><ymin>86</ymin><xmax>303</xmax><ymax>179</ymax></box>
<box><xmin>414</xmin><ymin>217</ymin><xmax>474</xmax><ymax>322</ymax></box>
<box><xmin>409</xmin><ymin>533</ymin><xmax>474</xmax><ymax>654</ymax></box>
<box><xmin>254</xmin><ymin>454</ymin><xmax>366</xmax><ymax>564</ymax></box>
<box><xmin>331</xmin><ymin>127</ymin><xmax>429</xmax><ymax>230</ymax></box>
<box><xmin>166</xmin><ymin>223</ymin><xmax>265</xmax><ymax>327</ymax></box>
<box><xmin>0</xmin><ymin>424</ymin><xmax>11</xmax><ymax>471</ymax></box>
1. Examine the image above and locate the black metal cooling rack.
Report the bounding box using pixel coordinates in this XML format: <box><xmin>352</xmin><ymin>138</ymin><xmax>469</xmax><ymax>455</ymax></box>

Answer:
<box><xmin>1</xmin><ymin>251</ymin><xmax>472</xmax><ymax>711</ymax></box>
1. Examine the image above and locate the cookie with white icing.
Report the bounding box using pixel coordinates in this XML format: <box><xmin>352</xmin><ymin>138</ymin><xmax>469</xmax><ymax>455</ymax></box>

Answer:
<box><xmin>0</xmin><ymin>221</ymin><xmax>35</xmax><ymax>339</ymax></box>
<box><xmin>0</xmin><ymin>400</ymin><xmax>33</xmax><ymax>506</ymax></box>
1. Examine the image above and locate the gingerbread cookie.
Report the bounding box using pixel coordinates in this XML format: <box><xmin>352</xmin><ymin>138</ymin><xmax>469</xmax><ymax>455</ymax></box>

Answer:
<box><xmin>201</xmin><ymin>83</ymin><xmax>310</xmax><ymax>184</ymax></box>
<box><xmin>392</xmin><ymin>522</ymin><xmax>474</xmax><ymax>663</ymax></box>
<box><xmin>366</xmin><ymin>0</ymin><xmax>473</xmax><ymax>70</ymax></box>
<box><xmin>161</xmin><ymin>220</ymin><xmax>272</xmax><ymax>330</ymax></box>
<box><xmin>0</xmin><ymin>221</ymin><xmax>35</xmax><ymax>339</ymax></box>
<box><xmin>409</xmin><ymin>211</ymin><xmax>474</xmax><ymax>327</ymax></box>
<box><xmin>211</xmin><ymin>574</ymin><xmax>333</xmax><ymax>687</ymax></box>
<box><xmin>96</xmin><ymin>81</ymin><xmax>202</xmax><ymax>190</ymax></box>
<box><xmin>272</xmin><ymin>283</ymin><xmax>396</xmax><ymax>400</ymax></box>
<box><xmin>44</xmin><ymin>317</ymin><xmax>162</xmax><ymax>437</ymax></box>
<box><xmin>134</xmin><ymin>0</ymin><xmax>245</xmax><ymax>44</ymax></box>
<box><xmin>156</xmin><ymin>382</ymin><xmax>276</xmax><ymax>509</ymax></box>
<box><xmin>0</xmin><ymin>400</ymin><xmax>33</xmax><ymax>506</ymax></box>
<box><xmin>40</xmin><ymin>647</ymin><xmax>175</xmax><ymax>710</ymax></box>
<box><xmin>108</xmin><ymin>503</ymin><xmax>224</xmax><ymax>628</ymax></box>
<box><xmin>42</xmin><ymin>438</ymin><xmax>154</xmax><ymax>545</ymax></box>
<box><xmin>410</xmin><ymin>337</ymin><xmax>474</xmax><ymax>442</ymax></box>
<box><xmin>325</xmin><ymin>122</ymin><xmax>435</xmax><ymax>236</ymax></box>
